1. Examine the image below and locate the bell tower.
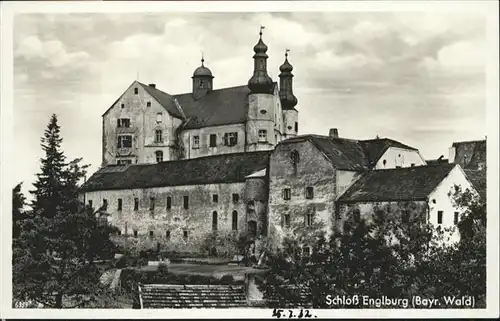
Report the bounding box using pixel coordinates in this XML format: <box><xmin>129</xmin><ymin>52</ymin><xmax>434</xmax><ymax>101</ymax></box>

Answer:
<box><xmin>246</xmin><ymin>26</ymin><xmax>276</xmax><ymax>152</ymax></box>
<box><xmin>279</xmin><ymin>50</ymin><xmax>299</xmax><ymax>138</ymax></box>
<box><xmin>192</xmin><ymin>54</ymin><xmax>214</xmax><ymax>99</ymax></box>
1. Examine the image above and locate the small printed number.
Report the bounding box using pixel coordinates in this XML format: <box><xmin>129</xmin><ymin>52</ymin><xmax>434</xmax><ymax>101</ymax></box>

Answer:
<box><xmin>272</xmin><ymin>308</ymin><xmax>316</xmax><ymax>319</ymax></box>
<box><xmin>15</xmin><ymin>301</ymin><xmax>31</xmax><ymax>308</ymax></box>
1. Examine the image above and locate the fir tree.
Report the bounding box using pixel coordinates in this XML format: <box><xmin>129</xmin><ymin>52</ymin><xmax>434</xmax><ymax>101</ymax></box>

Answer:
<box><xmin>12</xmin><ymin>182</ymin><xmax>26</xmax><ymax>239</ymax></box>
<box><xmin>13</xmin><ymin>114</ymin><xmax>119</xmax><ymax>308</ymax></box>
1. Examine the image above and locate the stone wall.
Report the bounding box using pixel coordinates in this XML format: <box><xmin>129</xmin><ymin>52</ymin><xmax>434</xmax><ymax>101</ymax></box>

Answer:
<box><xmin>84</xmin><ymin>182</ymin><xmax>247</xmax><ymax>254</ymax></box>
<box><xmin>102</xmin><ymin>81</ymin><xmax>181</xmax><ymax>166</ymax></box>
<box><xmin>268</xmin><ymin>139</ymin><xmax>337</xmax><ymax>248</ymax></box>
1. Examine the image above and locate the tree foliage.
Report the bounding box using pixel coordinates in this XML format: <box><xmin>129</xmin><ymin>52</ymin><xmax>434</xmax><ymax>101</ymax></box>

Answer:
<box><xmin>12</xmin><ymin>114</ymin><xmax>119</xmax><ymax>308</ymax></box>
<box><xmin>259</xmin><ymin>189</ymin><xmax>486</xmax><ymax>309</ymax></box>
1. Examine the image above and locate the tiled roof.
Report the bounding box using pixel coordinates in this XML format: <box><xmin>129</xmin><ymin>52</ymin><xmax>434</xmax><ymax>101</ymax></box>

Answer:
<box><xmin>426</xmin><ymin>158</ymin><xmax>449</xmax><ymax>165</ymax></box>
<box><xmin>338</xmin><ymin>164</ymin><xmax>456</xmax><ymax>203</ymax></box>
<box><xmin>81</xmin><ymin>151</ymin><xmax>271</xmax><ymax>192</ymax></box>
<box><xmin>452</xmin><ymin>139</ymin><xmax>486</xmax><ymax>170</ymax></box>
<box><xmin>139</xmin><ymin>82</ymin><xmax>185</xmax><ymax>119</ymax></box>
<box><xmin>173</xmin><ymin>85</ymin><xmax>251</xmax><ymax>129</ymax></box>
<box><xmin>138</xmin><ymin>284</ymin><xmax>247</xmax><ymax>308</ymax></box>
<box><xmin>358</xmin><ymin>138</ymin><xmax>418</xmax><ymax>167</ymax></box>
<box><xmin>279</xmin><ymin>135</ymin><xmax>419</xmax><ymax>170</ymax></box>
<box><xmin>464</xmin><ymin>169</ymin><xmax>486</xmax><ymax>201</ymax></box>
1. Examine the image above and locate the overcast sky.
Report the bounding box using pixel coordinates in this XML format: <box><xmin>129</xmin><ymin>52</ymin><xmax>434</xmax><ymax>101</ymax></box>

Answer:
<box><xmin>13</xmin><ymin>11</ymin><xmax>487</xmax><ymax>197</ymax></box>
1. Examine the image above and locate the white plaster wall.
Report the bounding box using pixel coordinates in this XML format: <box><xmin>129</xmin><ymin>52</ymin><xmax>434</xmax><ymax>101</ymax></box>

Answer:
<box><xmin>180</xmin><ymin>123</ymin><xmax>246</xmax><ymax>159</ymax></box>
<box><xmin>375</xmin><ymin>147</ymin><xmax>427</xmax><ymax>169</ymax></box>
<box><xmin>336</xmin><ymin>170</ymin><xmax>360</xmax><ymax>196</ymax></box>
<box><xmin>428</xmin><ymin>165</ymin><xmax>477</xmax><ymax>243</ymax></box>
<box><xmin>102</xmin><ymin>81</ymin><xmax>180</xmax><ymax>166</ymax></box>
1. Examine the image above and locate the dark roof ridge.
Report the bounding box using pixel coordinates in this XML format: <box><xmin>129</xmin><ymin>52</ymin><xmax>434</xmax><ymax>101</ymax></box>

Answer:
<box><xmin>172</xmin><ymin>82</ymin><xmax>278</xmax><ymax>97</ymax></box>
<box><xmin>101</xmin><ymin>150</ymin><xmax>272</xmax><ymax>169</ymax></box>
<box><xmin>369</xmin><ymin>163</ymin><xmax>455</xmax><ymax>172</ymax></box>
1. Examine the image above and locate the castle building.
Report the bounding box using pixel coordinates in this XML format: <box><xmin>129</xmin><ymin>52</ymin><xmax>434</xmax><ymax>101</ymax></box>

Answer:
<box><xmin>101</xmin><ymin>29</ymin><xmax>297</xmax><ymax>166</ymax></box>
<box><xmin>82</xmin><ymin>30</ymin><xmax>481</xmax><ymax>254</ymax></box>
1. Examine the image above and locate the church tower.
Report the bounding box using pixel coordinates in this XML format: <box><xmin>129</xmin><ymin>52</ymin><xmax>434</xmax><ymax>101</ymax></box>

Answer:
<box><xmin>279</xmin><ymin>50</ymin><xmax>299</xmax><ymax>138</ymax></box>
<box><xmin>246</xmin><ymin>27</ymin><xmax>276</xmax><ymax>152</ymax></box>
<box><xmin>192</xmin><ymin>56</ymin><xmax>213</xmax><ymax>99</ymax></box>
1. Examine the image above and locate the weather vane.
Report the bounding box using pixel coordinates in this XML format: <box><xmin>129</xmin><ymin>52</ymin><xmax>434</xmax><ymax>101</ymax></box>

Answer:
<box><xmin>285</xmin><ymin>48</ymin><xmax>290</xmax><ymax>57</ymax></box>
<box><xmin>260</xmin><ymin>25</ymin><xmax>265</xmax><ymax>36</ymax></box>
<box><xmin>201</xmin><ymin>51</ymin><xmax>204</xmax><ymax>65</ymax></box>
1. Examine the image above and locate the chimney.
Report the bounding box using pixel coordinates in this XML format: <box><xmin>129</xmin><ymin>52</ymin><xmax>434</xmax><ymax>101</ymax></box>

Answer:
<box><xmin>329</xmin><ymin>128</ymin><xmax>339</xmax><ymax>138</ymax></box>
<box><xmin>148</xmin><ymin>84</ymin><xmax>156</xmax><ymax>89</ymax></box>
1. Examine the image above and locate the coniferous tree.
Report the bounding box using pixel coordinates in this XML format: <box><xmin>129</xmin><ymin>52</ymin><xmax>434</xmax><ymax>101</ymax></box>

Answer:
<box><xmin>13</xmin><ymin>114</ymin><xmax>119</xmax><ymax>308</ymax></box>
<box><xmin>12</xmin><ymin>182</ymin><xmax>26</xmax><ymax>239</ymax></box>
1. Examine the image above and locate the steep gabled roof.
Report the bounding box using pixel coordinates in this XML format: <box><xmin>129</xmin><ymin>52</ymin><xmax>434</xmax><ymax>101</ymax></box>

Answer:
<box><xmin>358</xmin><ymin>138</ymin><xmax>418</xmax><ymax>167</ymax></box>
<box><xmin>464</xmin><ymin>169</ymin><xmax>486</xmax><ymax>200</ymax></box>
<box><xmin>81</xmin><ymin>151</ymin><xmax>271</xmax><ymax>192</ymax></box>
<box><xmin>138</xmin><ymin>82</ymin><xmax>185</xmax><ymax>119</ymax></box>
<box><xmin>338</xmin><ymin>164</ymin><xmax>456</xmax><ymax>203</ymax></box>
<box><xmin>139</xmin><ymin>284</ymin><xmax>247</xmax><ymax>308</ymax></box>
<box><xmin>278</xmin><ymin>135</ymin><xmax>420</xmax><ymax>170</ymax></box>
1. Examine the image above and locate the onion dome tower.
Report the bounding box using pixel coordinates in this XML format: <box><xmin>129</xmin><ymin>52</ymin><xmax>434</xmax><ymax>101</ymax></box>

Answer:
<box><xmin>247</xmin><ymin>27</ymin><xmax>274</xmax><ymax>94</ymax></box>
<box><xmin>278</xmin><ymin>49</ymin><xmax>298</xmax><ymax>109</ymax></box>
<box><xmin>192</xmin><ymin>55</ymin><xmax>213</xmax><ymax>99</ymax></box>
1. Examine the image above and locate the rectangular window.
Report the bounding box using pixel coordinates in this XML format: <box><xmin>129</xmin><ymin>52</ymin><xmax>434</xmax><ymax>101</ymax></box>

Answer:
<box><xmin>166</xmin><ymin>196</ymin><xmax>171</xmax><ymax>210</ymax></box>
<box><xmin>117</xmin><ymin>198</ymin><xmax>122</xmax><ymax>211</ymax></box>
<box><xmin>183</xmin><ymin>230</ymin><xmax>188</xmax><ymax>239</ymax></box>
<box><xmin>305</xmin><ymin>213</ymin><xmax>314</xmax><ymax>226</ymax></box>
<box><xmin>117</xmin><ymin>159</ymin><xmax>132</xmax><ymax>165</ymax></box>
<box><xmin>223</xmin><ymin>132</ymin><xmax>238</xmax><ymax>146</ymax></box>
<box><xmin>88</xmin><ymin>200</ymin><xmax>93</xmax><ymax>208</ymax></box>
<box><xmin>283</xmin><ymin>188</ymin><xmax>291</xmax><ymax>200</ymax></box>
<box><xmin>103</xmin><ymin>199</ymin><xmax>108</xmax><ymax>209</ymax></box>
<box><xmin>258</xmin><ymin>129</ymin><xmax>267</xmax><ymax>142</ymax></box>
<box><xmin>183</xmin><ymin>196</ymin><xmax>189</xmax><ymax>209</ymax></box>
<box><xmin>209</xmin><ymin>134</ymin><xmax>217</xmax><ymax>147</ymax></box>
<box><xmin>155</xmin><ymin>130</ymin><xmax>163</xmax><ymax>143</ymax></box>
<box><xmin>305</xmin><ymin>187</ymin><xmax>314</xmax><ymax>199</ymax></box>
<box><xmin>193</xmin><ymin>135</ymin><xmax>200</xmax><ymax>148</ymax></box>
<box><xmin>454</xmin><ymin>212</ymin><xmax>459</xmax><ymax>225</ymax></box>
<box><xmin>212</xmin><ymin>212</ymin><xmax>218</xmax><ymax>231</ymax></box>
<box><xmin>437</xmin><ymin>211</ymin><xmax>443</xmax><ymax>224</ymax></box>
<box><xmin>295</xmin><ymin>122</ymin><xmax>298</xmax><ymax>132</ymax></box>
<box><xmin>303</xmin><ymin>246</ymin><xmax>311</xmax><ymax>257</ymax></box>
<box><xmin>146</xmin><ymin>101</ymin><xmax>151</xmax><ymax>107</ymax></box>
<box><xmin>282</xmin><ymin>214</ymin><xmax>291</xmax><ymax>228</ymax></box>
<box><xmin>117</xmin><ymin>135</ymin><xmax>133</xmax><ymax>148</ymax></box>
<box><xmin>213</xmin><ymin>194</ymin><xmax>218</xmax><ymax>203</ymax></box>
<box><xmin>117</xmin><ymin>118</ymin><xmax>131</xmax><ymax>128</ymax></box>
<box><xmin>156</xmin><ymin>112</ymin><xmax>162</xmax><ymax>123</ymax></box>
<box><xmin>149</xmin><ymin>231</ymin><xmax>154</xmax><ymax>238</ymax></box>
<box><xmin>134</xmin><ymin>198</ymin><xmax>139</xmax><ymax>211</ymax></box>
<box><xmin>133</xmin><ymin>230</ymin><xmax>138</xmax><ymax>238</ymax></box>
<box><xmin>150</xmin><ymin>197</ymin><xmax>155</xmax><ymax>210</ymax></box>
<box><xmin>232</xmin><ymin>193</ymin><xmax>239</xmax><ymax>203</ymax></box>
<box><xmin>134</xmin><ymin>88</ymin><xmax>138</xmax><ymax>94</ymax></box>
<box><xmin>121</xmin><ymin>103</ymin><xmax>125</xmax><ymax>109</ymax></box>
<box><xmin>166</xmin><ymin>230</ymin><xmax>170</xmax><ymax>240</ymax></box>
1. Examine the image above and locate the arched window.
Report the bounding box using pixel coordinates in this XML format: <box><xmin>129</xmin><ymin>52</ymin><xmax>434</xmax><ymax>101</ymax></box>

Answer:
<box><xmin>155</xmin><ymin>150</ymin><xmax>163</xmax><ymax>163</ymax></box>
<box><xmin>232</xmin><ymin>211</ymin><xmax>238</xmax><ymax>231</ymax></box>
<box><xmin>212</xmin><ymin>211</ymin><xmax>218</xmax><ymax>231</ymax></box>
